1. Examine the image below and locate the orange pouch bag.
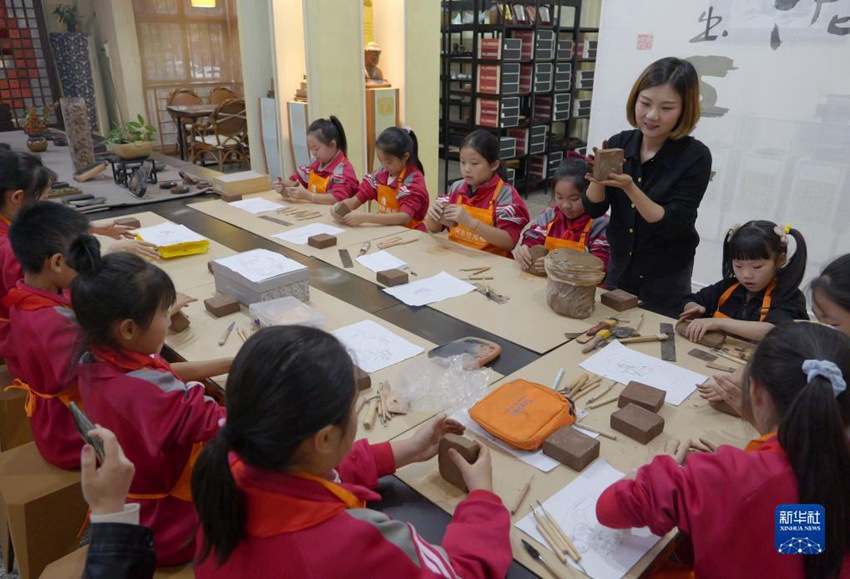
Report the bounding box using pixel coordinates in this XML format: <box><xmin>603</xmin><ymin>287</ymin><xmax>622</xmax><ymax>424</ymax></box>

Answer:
<box><xmin>469</xmin><ymin>379</ymin><xmax>576</xmax><ymax>451</ymax></box>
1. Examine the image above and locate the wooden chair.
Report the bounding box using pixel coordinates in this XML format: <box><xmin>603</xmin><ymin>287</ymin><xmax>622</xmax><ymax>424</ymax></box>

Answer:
<box><xmin>190</xmin><ymin>98</ymin><xmax>248</xmax><ymax>171</ymax></box>
<box><xmin>208</xmin><ymin>86</ymin><xmax>238</xmax><ymax>105</ymax></box>
<box><xmin>166</xmin><ymin>88</ymin><xmax>202</xmax><ymax>160</ymax></box>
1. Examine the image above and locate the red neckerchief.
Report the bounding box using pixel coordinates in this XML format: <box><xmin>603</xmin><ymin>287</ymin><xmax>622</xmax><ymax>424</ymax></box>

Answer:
<box><xmin>91</xmin><ymin>345</ymin><xmax>175</xmax><ymax>376</ymax></box>
<box><xmin>229</xmin><ymin>453</ymin><xmax>376</xmax><ymax>537</ymax></box>
<box><xmin>1</xmin><ymin>285</ymin><xmax>68</xmax><ymax>311</ymax></box>
<box><xmin>744</xmin><ymin>432</ymin><xmax>782</xmax><ymax>454</ymax></box>
<box><xmin>558</xmin><ymin>211</ymin><xmax>592</xmax><ymax>235</ymax></box>
<box><xmin>462</xmin><ymin>173</ymin><xmax>501</xmax><ymax>202</ymax></box>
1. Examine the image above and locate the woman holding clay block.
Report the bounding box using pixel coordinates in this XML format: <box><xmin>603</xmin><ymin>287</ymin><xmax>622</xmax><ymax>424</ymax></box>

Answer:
<box><xmin>582</xmin><ymin>57</ymin><xmax>712</xmax><ymax>317</ymax></box>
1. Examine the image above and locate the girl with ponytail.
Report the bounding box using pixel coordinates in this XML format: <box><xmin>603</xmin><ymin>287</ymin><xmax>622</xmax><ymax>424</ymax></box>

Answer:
<box><xmin>192</xmin><ymin>325</ymin><xmax>512</xmax><ymax>578</ymax></box>
<box><xmin>331</xmin><ymin>126</ymin><xmax>430</xmax><ymax>231</ymax></box>
<box><xmin>274</xmin><ymin>115</ymin><xmax>359</xmax><ymax>204</ymax></box>
<box><xmin>597</xmin><ymin>322</ymin><xmax>850</xmax><ymax>578</ymax></box>
<box><xmin>70</xmin><ymin>248</ymin><xmax>229</xmax><ymax>566</ymax></box>
<box><xmin>680</xmin><ymin>220</ymin><xmax>809</xmax><ymax>343</ymax></box>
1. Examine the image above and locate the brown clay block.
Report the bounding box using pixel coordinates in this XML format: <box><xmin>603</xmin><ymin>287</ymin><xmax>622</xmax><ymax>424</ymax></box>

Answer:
<box><xmin>600</xmin><ymin>289</ymin><xmax>639</xmax><ymax>312</ymax></box>
<box><xmin>307</xmin><ymin>233</ymin><xmax>337</xmax><ymax>249</ymax></box>
<box><xmin>207</xmin><ymin>260</ymin><xmax>214</xmax><ymax>273</ymax></box>
<box><xmin>610</xmin><ymin>403</ymin><xmax>664</xmax><ymax>444</ymax></box>
<box><xmin>593</xmin><ymin>148</ymin><xmax>624</xmax><ymax>180</ymax></box>
<box><xmin>377</xmin><ymin>268</ymin><xmax>409</xmax><ymax>287</ymax></box>
<box><xmin>114</xmin><ymin>217</ymin><xmax>141</xmax><ymax>228</ymax></box>
<box><xmin>710</xmin><ymin>399</ymin><xmax>740</xmax><ymax>417</ymax></box>
<box><xmin>675</xmin><ymin>321</ymin><xmax>726</xmax><ymax>349</ymax></box>
<box><xmin>333</xmin><ymin>203</ymin><xmax>351</xmax><ymax>218</ymax></box>
<box><xmin>169</xmin><ymin>311</ymin><xmax>190</xmax><ymax>333</ymax></box>
<box><xmin>618</xmin><ymin>381</ymin><xmax>666</xmax><ymax>413</ymax></box>
<box><xmin>542</xmin><ymin>426</ymin><xmax>600</xmax><ymax>471</ymax></box>
<box><xmin>219</xmin><ymin>191</ymin><xmax>243</xmax><ymax>202</ymax></box>
<box><xmin>438</xmin><ymin>434</ymin><xmax>479</xmax><ymax>492</ymax></box>
<box><xmin>354</xmin><ymin>365</ymin><xmax>371</xmax><ymax>392</ymax></box>
<box><xmin>204</xmin><ymin>295</ymin><xmax>240</xmax><ymax>317</ymax></box>
<box><xmin>529</xmin><ymin>245</ymin><xmax>549</xmax><ymax>261</ymax></box>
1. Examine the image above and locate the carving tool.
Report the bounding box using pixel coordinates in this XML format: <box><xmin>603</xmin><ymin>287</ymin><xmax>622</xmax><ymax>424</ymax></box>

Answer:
<box><xmin>587</xmin><ymin>381</ymin><xmax>616</xmax><ymax>404</ymax></box>
<box><xmin>509</xmin><ymin>475</ymin><xmax>534</xmax><ymax>515</ymax></box>
<box><xmin>564</xmin><ymin>332</ymin><xmax>583</xmax><ymax>343</ymax></box>
<box><xmin>550</xmin><ymin>368</ymin><xmax>565</xmax><ymax>390</ymax></box>
<box><xmin>339</xmin><ymin>248</ymin><xmax>354</xmax><ymax>268</ymax></box>
<box><xmin>363</xmin><ymin>400</ymin><xmax>379</xmax><ymax>430</ymax></box>
<box><xmin>581</xmin><ymin>329</ymin><xmax>611</xmax><ymax>353</ymax></box>
<box><xmin>573</xmin><ymin>380</ymin><xmax>601</xmax><ymax>400</ymax></box>
<box><xmin>574</xmin><ymin>423</ymin><xmax>617</xmax><ymax>441</ymax></box>
<box><xmin>468</xmin><ymin>276</ymin><xmax>494</xmax><ymax>281</ymax></box>
<box><xmin>358</xmin><ymin>241</ymin><xmax>371</xmax><ymax>256</ymax></box>
<box><xmin>475</xmin><ymin>283</ymin><xmax>509</xmax><ymax>304</ymax></box>
<box><xmin>707</xmin><ymin>361</ymin><xmax>736</xmax><ymax>373</ymax></box>
<box><xmin>619</xmin><ymin>333</ymin><xmax>669</xmax><ymax>344</ymax></box>
<box><xmin>576</xmin><ymin>318</ymin><xmax>618</xmax><ymax>344</ymax></box>
<box><xmin>537</xmin><ymin>501</ymin><xmax>582</xmax><ymax>564</ymax></box>
<box><xmin>460</xmin><ymin>266</ymin><xmax>491</xmax><ymax>275</ymax></box>
<box><xmin>520</xmin><ymin>539</ymin><xmax>565</xmax><ymax>579</ymax></box>
<box><xmin>260</xmin><ymin>215</ymin><xmax>292</xmax><ymax>227</ymax></box>
<box><xmin>660</xmin><ymin>323</ymin><xmax>676</xmax><ymax>362</ymax></box>
<box><xmin>218</xmin><ymin>321</ymin><xmax>235</xmax><ymax>346</ymax></box>
<box><xmin>711</xmin><ymin>349</ymin><xmax>747</xmax><ymax>365</ymax></box>
<box><xmin>530</xmin><ymin>508</ymin><xmax>567</xmax><ymax>564</ymax></box>
<box><xmin>587</xmin><ymin>395</ymin><xmax>618</xmax><ymax>409</ymax></box>
<box><xmin>375</xmin><ymin>236</ymin><xmax>401</xmax><ymax>248</ymax></box>
<box><xmin>378</xmin><ymin>237</ymin><xmax>419</xmax><ymax>250</ymax></box>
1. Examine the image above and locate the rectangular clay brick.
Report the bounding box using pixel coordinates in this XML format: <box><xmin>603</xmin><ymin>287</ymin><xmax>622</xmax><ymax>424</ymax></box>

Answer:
<box><xmin>114</xmin><ymin>217</ymin><xmax>141</xmax><ymax>228</ymax></box>
<box><xmin>542</xmin><ymin>426</ymin><xmax>600</xmax><ymax>471</ymax></box>
<box><xmin>610</xmin><ymin>403</ymin><xmax>664</xmax><ymax>444</ymax></box>
<box><xmin>204</xmin><ymin>295</ymin><xmax>240</xmax><ymax>317</ymax></box>
<box><xmin>438</xmin><ymin>434</ymin><xmax>479</xmax><ymax>492</ymax></box>
<box><xmin>600</xmin><ymin>289</ymin><xmax>639</xmax><ymax>311</ymax></box>
<box><xmin>377</xmin><ymin>268</ymin><xmax>409</xmax><ymax>287</ymax></box>
<box><xmin>593</xmin><ymin>148</ymin><xmax>624</xmax><ymax>180</ymax></box>
<box><xmin>169</xmin><ymin>311</ymin><xmax>190</xmax><ymax>333</ymax></box>
<box><xmin>618</xmin><ymin>381</ymin><xmax>666</xmax><ymax>413</ymax></box>
<box><xmin>307</xmin><ymin>233</ymin><xmax>337</xmax><ymax>249</ymax></box>
<box><xmin>354</xmin><ymin>365</ymin><xmax>371</xmax><ymax>392</ymax></box>
<box><xmin>333</xmin><ymin>203</ymin><xmax>351</xmax><ymax>218</ymax></box>
<box><xmin>218</xmin><ymin>191</ymin><xmax>243</xmax><ymax>202</ymax></box>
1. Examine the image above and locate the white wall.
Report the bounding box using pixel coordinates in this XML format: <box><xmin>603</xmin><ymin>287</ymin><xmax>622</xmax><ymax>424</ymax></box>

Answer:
<box><xmin>236</xmin><ymin>0</ymin><xmax>274</xmax><ymax>174</ymax></box>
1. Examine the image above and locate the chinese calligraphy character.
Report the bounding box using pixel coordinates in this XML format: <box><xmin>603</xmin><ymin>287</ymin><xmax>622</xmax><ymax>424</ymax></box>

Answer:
<box><xmin>828</xmin><ymin>14</ymin><xmax>850</xmax><ymax>35</ymax></box>
<box><xmin>690</xmin><ymin>7</ymin><xmax>729</xmax><ymax>43</ymax></box>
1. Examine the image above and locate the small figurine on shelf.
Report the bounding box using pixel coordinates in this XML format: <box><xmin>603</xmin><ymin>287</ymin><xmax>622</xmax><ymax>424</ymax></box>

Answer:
<box><xmin>364</xmin><ymin>42</ymin><xmax>391</xmax><ymax>88</ymax></box>
<box><xmin>22</xmin><ymin>104</ymin><xmax>51</xmax><ymax>152</ymax></box>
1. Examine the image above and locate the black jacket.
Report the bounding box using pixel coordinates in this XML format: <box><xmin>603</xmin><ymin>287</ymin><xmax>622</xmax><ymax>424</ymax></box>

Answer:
<box><xmin>83</xmin><ymin>523</ymin><xmax>156</xmax><ymax>579</ymax></box>
<box><xmin>684</xmin><ymin>277</ymin><xmax>809</xmax><ymax>323</ymax></box>
<box><xmin>583</xmin><ymin>129</ymin><xmax>712</xmax><ymax>286</ymax></box>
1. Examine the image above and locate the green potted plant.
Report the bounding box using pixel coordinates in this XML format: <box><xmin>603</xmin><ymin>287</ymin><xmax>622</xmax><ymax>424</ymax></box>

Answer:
<box><xmin>53</xmin><ymin>4</ymin><xmax>79</xmax><ymax>33</ymax></box>
<box><xmin>105</xmin><ymin>114</ymin><xmax>157</xmax><ymax>159</ymax></box>
<box><xmin>22</xmin><ymin>105</ymin><xmax>51</xmax><ymax>152</ymax></box>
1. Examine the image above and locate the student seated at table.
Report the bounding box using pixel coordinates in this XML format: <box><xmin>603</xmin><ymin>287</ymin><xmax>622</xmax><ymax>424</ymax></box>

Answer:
<box><xmin>273</xmin><ymin>116</ymin><xmax>359</xmax><ymax>204</ymax></box>
<box><xmin>331</xmin><ymin>126</ymin><xmax>429</xmax><ymax>231</ymax></box>
<box><xmin>515</xmin><ymin>155</ymin><xmax>610</xmax><ymax>275</ymax></box>
<box><xmin>191</xmin><ymin>325</ymin><xmax>511</xmax><ymax>578</ymax></box>
<box><xmin>679</xmin><ymin>220</ymin><xmax>809</xmax><ymax>343</ymax></box>
<box><xmin>70</xmin><ymin>244</ymin><xmax>230</xmax><ymax>566</ymax></box>
<box><xmin>425</xmin><ymin>130</ymin><xmax>529</xmax><ymax>257</ymax></box>
<box><xmin>597</xmin><ymin>322</ymin><xmax>850</xmax><ymax>578</ymax></box>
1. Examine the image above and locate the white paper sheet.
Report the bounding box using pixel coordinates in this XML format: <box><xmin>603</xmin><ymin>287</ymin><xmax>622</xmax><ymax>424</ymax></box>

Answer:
<box><xmin>229</xmin><ymin>198</ymin><xmax>288</xmax><ymax>214</ymax></box>
<box><xmin>331</xmin><ymin>320</ymin><xmax>424</xmax><ymax>373</ymax></box>
<box><xmin>382</xmin><ymin>271</ymin><xmax>475</xmax><ymax>307</ymax></box>
<box><xmin>355</xmin><ymin>250</ymin><xmax>408</xmax><ymax>273</ymax></box>
<box><xmin>450</xmin><ymin>407</ymin><xmax>561</xmax><ymax>473</ymax></box>
<box><xmin>134</xmin><ymin>222</ymin><xmax>207</xmax><ymax>247</ymax></box>
<box><xmin>579</xmin><ymin>341</ymin><xmax>705</xmax><ymax>405</ymax></box>
<box><xmin>214</xmin><ymin>249</ymin><xmax>306</xmax><ymax>283</ymax></box>
<box><xmin>515</xmin><ymin>459</ymin><xmax>661</xmax><ymax>578</ymax></box>
<box><xmin>271</xmin><ymin>223</ymin><xmax>345</xmax><ymax>245</ymax></box>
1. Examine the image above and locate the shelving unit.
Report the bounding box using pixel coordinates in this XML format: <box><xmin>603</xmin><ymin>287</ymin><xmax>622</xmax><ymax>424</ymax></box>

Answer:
<box><xmin>439</xmin><ymin>0</ymin><xmax>594</xmax><ymax>196</ymax></box>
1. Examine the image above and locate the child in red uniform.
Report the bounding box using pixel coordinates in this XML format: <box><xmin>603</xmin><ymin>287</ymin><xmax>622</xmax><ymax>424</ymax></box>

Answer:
<box><xmin>192</xmin><ymin>326</ymin><xmax>512</xmax><ymax>578</ymax></box>
<box><xmin>679</xmin><ymin>220</ymin><xmax>809</xmax><ymax>343</ymax></box>
<box><xmin>2</xmin><ymin>202</ymin><xmax>90</xmax><ymax>468</ymax></box>
<box><xmin>596</xmin><ymin>322</ymin><xmax>850</xmax><ymax>578</ymax></box>
<box><xmin>516</xmin><ymin>156</ymin><xmax>610</xmax><ymax>275</ymax></box>
<box><xmin>426</xmin><ymin>130</ymin><xmax>529</xmax><ymax>257</ymax></box>
<box><xmin>273</xmin><ymin>115</ymin><xmax>359</xmax><ymax>204</ymax></box>
<box><xmin>70</xmin><ymin>246</ymin><xmax>230</xmax><ymax>566</ymax></box>
<box><xmin>331</xmin><ymin>127</ymin><xmax>429</xmax><ymax>231</ymax></box>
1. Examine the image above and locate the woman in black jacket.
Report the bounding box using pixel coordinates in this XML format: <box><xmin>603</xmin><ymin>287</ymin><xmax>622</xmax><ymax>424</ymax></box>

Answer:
<box><xmin>583</xmin><ymin>57</ymin><xmax>712</xmax><ymax>317</ymax></box>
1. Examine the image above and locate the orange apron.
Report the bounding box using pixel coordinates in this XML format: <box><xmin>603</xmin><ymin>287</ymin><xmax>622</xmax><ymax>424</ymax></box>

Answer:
<box><xmin>713</xmin><ymin>280</ymin><xmax>775</xmax><ymax>322</ymax></box>
<box><xmin>4</xmin><ymin>379</ymin><xmax>79</xmax><ymax>417</ymax></box>
<box><xmin>376</xmin><ymin>167</ymin><xmax>421</xmax><ymax>230</ymax></box>
<box><xmin>448</xmin><ymin>179</ymin><xmax>507</xmax><ymax>257</ymax></box>
<box><xmin>544</xmin><ymin>216</ymin><xmax>593</xmax><ymax>252</ymax></box>
<box><xmin>128</xmin><ymin>442</ymin><xmax>204</xmax><ymax>503</ymax></box>
<box><xmin>307</xmin><ymin>170</ymin><xmax>331</xmax><ymax>195</ymax></box>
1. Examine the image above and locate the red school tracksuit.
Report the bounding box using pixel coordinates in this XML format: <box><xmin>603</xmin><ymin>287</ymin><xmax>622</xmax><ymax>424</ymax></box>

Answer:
<box><xmin>521</xmin><ymin>207</ymin><xmax>611</xmax><ymax>271</ymax></box>
<box><xmin>290</xmin><ymin>150</ymin><xmax>360</xmax><ymax>201</ymax></box>
<box><xmin>195</xmin><ymin>440</ymin><xmax>512</xmax><ymax>578</ymax></box>
<box><xmin>78</xmin><ymin>347</ymin><xmax>226</xmax><ymax>566</ymax></box>
<box><xmin>355</xmin><ymin>163</ymin><xmax>430</xmax><ymax>232</ymax></box>
<box><xmin>0</xmin><ymin>217</ymin><xmax>23</xmax><ymax>323</ymax></box>
<box><xmin>596</xmin><ymin>434</ymin><xmax>850</xmax><ymax>579</ymax></box>
<box><xmin>1</xmin><ymin>281</ymin><xmax>82</xmax><ymax>468</ymax></box>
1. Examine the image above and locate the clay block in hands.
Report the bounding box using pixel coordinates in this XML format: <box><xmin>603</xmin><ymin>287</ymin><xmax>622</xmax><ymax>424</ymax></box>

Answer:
<box><xmin>307</xmin><ymin>233</ymin><xmax>337</xmax><ymax>249</ymax></box>
<box><xmin>169</xmin><ymin>311</ymin><xmax>190</xmax><ymax>333</ymax></box>
<box><xmin>600</xmin><ymin>289</ymin><xmax>639</xmax><ymax>312</ymax></box>
<box><xmin>114</xmin><ymin>217</ymin><xmax>141</xmax><ymax>229</ymax></box>
<box><xmin>528</xmin><ymin>246</ymin><xmax>549</xmax><ymax>277</ymax></box>
<box><xmin>610</xmin><ymin>403</ymin><xmax>664</xmax><ymax>443</ymax></box>
<box><xmin>438</xmin><ymin>434</ymin><xmax>480</xmax><ymax>492</ymax></box>
<box><xmin>377</xmin><ymin>269</ymin><xmax>409</xmax><ymax>287</ymax></box>
<box><xmin>618</xmin><ymin>381</ymin><xmax>666</xmax><ymax>413</ymax></box>
<box><xmin>675</xmin><ymin>321</ymin><xmax>726</xmax><ymax>349</ymax></box>
<box><xmin>593</xmin><ymin>148</ymin><xmax>624</xmax><ymax>180</ymax></box>
<box><xmin>204</xmin><ymin>295</ymin><xmax>240</xmax><ymax>317</ymax></box>
<box><xmin>333</xmin><ymin>203</ymin><xmax>351</xmax><ymax>218</ymax></box>
<box><xmin>353</xmin><ymin>365</ymin><xmax>371</xmax><ymax>392</ymax></box>
<box><xmin>542</xmin><ymin>426</ymin><xmax>600</xmax><ymax>471</ymax></box>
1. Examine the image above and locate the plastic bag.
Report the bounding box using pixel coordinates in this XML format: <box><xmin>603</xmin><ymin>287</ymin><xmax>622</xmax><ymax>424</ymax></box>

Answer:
<box><xmin>544</xmin><ymin>248</ymin><xmax>605</xmax><ymax>319</ymax></box>
<box><xmin>396</xmin><ymin>354</ymin><xmax>491</xmax><ymax>413</ymax></box>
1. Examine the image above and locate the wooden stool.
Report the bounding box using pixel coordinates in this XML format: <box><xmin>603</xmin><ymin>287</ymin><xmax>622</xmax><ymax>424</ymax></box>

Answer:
<box><xmin>40</xmin><ymin>545</ymin><xmax>196</xmax><ymax>578</ymax></box>
<box><xmin>0</xmin><ymin>364</ymin><xmax>33</xmax><ymax>452</ymax></box>
<box><xmin>0</xmin><ymin>443</ymin><xmax>87</xmax><ymax>579</ymax></box>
